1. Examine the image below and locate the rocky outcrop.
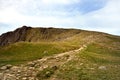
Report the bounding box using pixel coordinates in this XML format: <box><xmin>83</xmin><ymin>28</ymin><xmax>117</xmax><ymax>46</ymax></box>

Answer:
<box><xmin>0</xmin><ymin>26</ymin><xmax>81</xmax><ymax>46</ymax></box>
<box><xmin>0</xmin><ymin>26</ymin><xmax>31</xmax><ymax>46</ymax></box>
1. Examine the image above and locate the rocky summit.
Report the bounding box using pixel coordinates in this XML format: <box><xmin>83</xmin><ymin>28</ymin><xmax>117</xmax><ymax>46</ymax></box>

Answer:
<box><xmin>0</xmin><ymin>26</ymin><xmax>81</xmax><ymax>46</ymax></box>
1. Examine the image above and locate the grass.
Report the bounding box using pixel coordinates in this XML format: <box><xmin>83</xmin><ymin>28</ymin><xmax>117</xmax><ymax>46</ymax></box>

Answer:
<box><xmin>55</xmin><ymin>60</ymin><xmax>120</xmax><ymax>80</ymax></box>
<box><xmin>51</xmin><ymin>43</ymin><xmax>120</xmax><ymax>80</ymax></box>
<box><xmin>0</xmin><ymin>30</ymin><xmax>94</xmax><ymax>66</ymax></box>
<box><xmin>78</xmin><ymin>43</ymin><xmax>120</xmax><ymax>64</ymax></box>
<box><xmin>36</xmin><ymin>66</ymin><xmax>58</xmax><ymax>80</ymax></box>
<box><xmin>0</xmin><ymin>42</ymin><xmax>79</xmax><ymax>66</ymax></box>
<box><xmin>56</xmin><ymin>65</ymin><xmax>90</xmax><ymax>80</ymax></box>
<box><xmin>86</xmin><ymin>43</ymin><xmax>120</xmax><ymax>57</ymax></box>
<box><xmin>0</xmin><ymin>27</ymin><xmax>120</xmax><ymax>80</ymax></box>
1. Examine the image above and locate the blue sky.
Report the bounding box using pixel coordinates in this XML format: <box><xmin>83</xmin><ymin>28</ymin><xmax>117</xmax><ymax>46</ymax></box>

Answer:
<box><xmin>0</xmin><ymin>0</ymin><xmax>120</xmax><ymax>35</ymax></box>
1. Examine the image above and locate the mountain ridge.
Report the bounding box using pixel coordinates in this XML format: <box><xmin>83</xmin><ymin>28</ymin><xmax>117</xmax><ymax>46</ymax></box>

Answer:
<box><xmin>0</xmin><ymin>26</ymin><xmax>82</xmax><ymax>46</ymax></box>
<box><xmin>0</xmin><ymin>26</ymin><xmax>120</xmax><ymax>80</ymax></box>
<box><xmin>1</xmin><ymin>26</ymin><xmax>119</xmax><ymax>46</ymax></box>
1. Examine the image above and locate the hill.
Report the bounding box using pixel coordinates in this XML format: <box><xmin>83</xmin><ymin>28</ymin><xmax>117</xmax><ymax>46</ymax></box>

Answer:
<box><xmin>0</xmin><ymin>26</ymin><xmax>81</xmax><ymax>46</ymax></box>
<box><xmin>0</xmin><ymin>26</ymin><xmax>120</xmax><ymax>80</ymax></box>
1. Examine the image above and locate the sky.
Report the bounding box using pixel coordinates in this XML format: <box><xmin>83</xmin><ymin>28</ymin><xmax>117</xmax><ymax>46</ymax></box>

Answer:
<box><xmin>0</xmin><ymin>0</ymin><xmax>120</xmax><ymax>35</ymax></box>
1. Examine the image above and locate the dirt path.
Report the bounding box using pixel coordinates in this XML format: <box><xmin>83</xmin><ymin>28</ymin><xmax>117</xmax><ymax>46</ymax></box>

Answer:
<box><xmin>0</xmin><ymin>45</ymin><xmax>87</xmax><ymax>80</ymax></box>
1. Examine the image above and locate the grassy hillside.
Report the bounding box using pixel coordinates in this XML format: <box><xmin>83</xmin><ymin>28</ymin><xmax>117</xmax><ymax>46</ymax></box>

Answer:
<box><xmin>25</xmin><ymin>27</ymin><xmax>81</xmax><ymax>41</ymax></box>
<box><xmin>0</xmin><ymin>26</ymin><xmax>81</xmax><ymax>46</ymax></box>
<box><xmin>45</xmin><ymin>43</ymin><xmax>120</xmax><ymax>80</ymax></box>
<box><xmin>0</xmin><ymin>29</ymin><xmax>120</xmax><ymax>66</ymax></box>
<box><xmin>0</xmin><ymin>41</ymin><xmax>79</xmax><ymax>66</ymax></box>
<box><xmin>0</xmin><ymin>27</ymin><xmax>120</xmax><ymax>80</ymax></box>
<box><xmin>0</xmin><ymin>28</ymin><xmax>96</xmax><ymax>65</ymax></box>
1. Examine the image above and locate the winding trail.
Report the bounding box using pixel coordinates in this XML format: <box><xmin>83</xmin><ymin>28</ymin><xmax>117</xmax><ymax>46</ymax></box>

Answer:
<box><xmin>0</xmin><ymin>45</ymin><xmax>87</xmax><ymax>80</ymax></box>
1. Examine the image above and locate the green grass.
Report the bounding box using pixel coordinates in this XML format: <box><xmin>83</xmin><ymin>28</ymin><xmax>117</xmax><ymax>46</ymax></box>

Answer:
<box><xmin>52</xmin><ymin>43</ymin><xmax>120</xmax><ymax>80</ymax></box>
<box><xmin>86</xmin><ymin>43</ymin><xmax>120</xmax><ymax>57</ymax></box>
<box><xmin>106</xmin><ymin>35</ymin><xmax>120</xmax><ymax>42</ymax></box>
<box><xmin>36</xmin><ymin>66</ymin><xmax>58</xmax><ymax>80</ymax></box>
<box><xmin>54</xmin><ymin>60</ymin><xmax>120</xmax><ymax>80</ymax></box>
<box><xmin>0</xmin><ymin>42</ymin><xmax>79</xmax><ymax>66</ymax></box>
<box><xmin>0</xmin><ymin>28</ymin><xmax>120</xmax><ymax>80</ymax></box>
<box><xmin>76</xmin><ymin>43</ymin><xmax>120</xmax><ymax>80</ymax></box>
<box><xmin>79</xmin><ymin>43</ymin><xmax>120</xmax><ymax>64</ymax></box>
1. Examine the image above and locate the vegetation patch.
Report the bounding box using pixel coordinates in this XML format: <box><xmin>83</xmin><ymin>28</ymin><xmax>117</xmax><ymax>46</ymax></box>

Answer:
<box><xmin>0</xmin><ymin>42</ymin><xmax>79</xmax><ymax>66</ymax></box>
<box><xmin>36</xmin><ymin>66</ymin><xmax>58</xmax><ymax>80</ymax></box>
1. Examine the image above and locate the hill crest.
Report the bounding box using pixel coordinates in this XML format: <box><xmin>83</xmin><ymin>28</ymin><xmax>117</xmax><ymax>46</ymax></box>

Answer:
<box><xmin>0</xmin><ymin>26</ymin><xmax>81</xmax><ymax>46</ymax></box>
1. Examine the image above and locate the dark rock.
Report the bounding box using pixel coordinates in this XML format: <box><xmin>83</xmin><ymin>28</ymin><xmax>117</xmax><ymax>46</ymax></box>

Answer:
<box><xmin>27</xmin><ymin>62</ymin><xmax>36</xmax><ymax>67</ymax></box>
<box><xmin>0</xmin><ymin>26</ymin><xmax>31</xmax><ymax>46</ymax></box>
<box><xmin>0</xmin><ymin>26</ymin><xmax>81</xmax><ymax>46</ymax></box>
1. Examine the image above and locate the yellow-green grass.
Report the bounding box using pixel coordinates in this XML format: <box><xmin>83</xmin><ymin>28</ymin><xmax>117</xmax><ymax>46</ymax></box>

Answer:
<box><xmin>0</xmin><ymin>30</ymin><xmax>120</xmax><ymax>79</ymax></box>
<box><xmin>53</xmin><ymin>43</ymin><xmax>120</xmax><ymax>80</ymax></box>
<box><xmin>0</xmin><ymin>42</ymin><xmax>79</xmax><ymax>66</ymax></box>
<box><xmin>79</xmin><ymin>43</ymin><xmax>120</xmax><ymax>64</ymax></box>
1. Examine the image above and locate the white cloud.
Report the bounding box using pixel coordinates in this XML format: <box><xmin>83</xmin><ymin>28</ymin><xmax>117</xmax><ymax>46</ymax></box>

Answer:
<box><xmin>78</xmin><ymin>0</ymin><xmax>120</xmax><ymax>35</ymax></box>
<box><xmin>41</xmin><ymin>0</ymin><xmax>80</xmax><ymax>5</ymax></box>
<box><xmin>0</xmin><ymin>0</ymin><xmax>120</xmax><ymax>35</ymax></box>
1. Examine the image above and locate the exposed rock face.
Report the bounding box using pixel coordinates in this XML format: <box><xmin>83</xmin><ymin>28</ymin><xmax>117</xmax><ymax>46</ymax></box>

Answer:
<box><xmin>0</xmin><ymin>26</ymin><xmax>81</xmax><ymax>46</ymax></box>
<box><xmin>0</xmin><ymin>26</ymin><xmax>31</xmax><ymax>46</ymax></box>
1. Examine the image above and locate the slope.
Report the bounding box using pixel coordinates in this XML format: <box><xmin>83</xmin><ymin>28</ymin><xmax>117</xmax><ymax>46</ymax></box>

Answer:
<box><xmin>0</xmin><ymin>26</ymin><xmax>120</xmax><ymax>80</ymax></box>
